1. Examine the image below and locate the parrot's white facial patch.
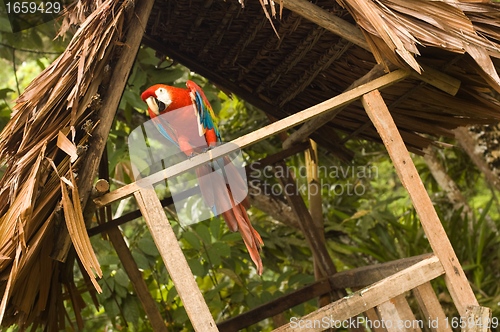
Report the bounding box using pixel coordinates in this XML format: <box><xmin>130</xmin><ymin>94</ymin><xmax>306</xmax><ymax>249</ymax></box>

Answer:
<box><xmin>155</xmin><ymin>87</ymin><xmax>172</xmax><ymax>110</ymax></box>
<box><xmin>145</xmin><ymin>87</ymin><xmax>172</xmax><ymax>115</ymax></box>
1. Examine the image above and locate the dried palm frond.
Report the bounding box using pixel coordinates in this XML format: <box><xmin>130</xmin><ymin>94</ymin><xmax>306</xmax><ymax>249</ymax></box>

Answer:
<box><xmin>0</xmin><ymin>0</ymin><xmax>132</xmax><ymax>328</ymax></box>
<box><xmin>336</xmin><ymin>0</ymin><xmax>500</xmax><ymax>87</ymax></box>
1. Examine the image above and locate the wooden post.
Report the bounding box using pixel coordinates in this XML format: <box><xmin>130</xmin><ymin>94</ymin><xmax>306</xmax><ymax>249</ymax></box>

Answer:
<box><xmin>361</xmin><ymin>89</ymin><xmax>478</xmax><ymax>316</ymax></box>
<box><xmin>273</xmin><ymin>161</ymin><xmax>339</xmax><ymax>282</ymax></box>
<box><xmin>412</xmin><ymin>282</ymin><xmax>452</xmax><ymax>332</ymax></box>
<box><xmin>364</xmin><ymin>308</ymin><xmax>386</xmax><ymax>332</ymax></box>
<box><xmin>462</xmin><ymin>306</ymin><xmax>492</xmax><ymax>332</ymax></box>
<box><xmin>377</xmin><ymin>294</ymin><xmax>422</xmax><ymax>332</ymax></box>
<box><xmin>107</xmin><ymin>228</ymin><xmax>168</xmax><ymax>332</ymax></box>
<box><xmin>305</xmin><ymin>140</ymin><xmax>331</xmax><ymax>308</ymax></box>
<box><xmin>133</xmin><ymin>186</ymin><xmax>218</xmax><ymax>332</ymax></box>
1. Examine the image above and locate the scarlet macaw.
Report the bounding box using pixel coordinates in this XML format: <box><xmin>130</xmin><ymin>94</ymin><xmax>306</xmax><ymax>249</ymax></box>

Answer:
<box><xmin>141</xmin><ymin>81</ymin><xmax>263</xmax><ymax>274</ymax></box>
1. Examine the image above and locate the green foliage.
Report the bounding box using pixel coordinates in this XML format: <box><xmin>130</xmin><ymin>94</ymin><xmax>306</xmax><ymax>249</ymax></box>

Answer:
<box><xmin>3</xmin><ymin>27</ymin><xmax>500</xmax><ymax>331</ymax></box>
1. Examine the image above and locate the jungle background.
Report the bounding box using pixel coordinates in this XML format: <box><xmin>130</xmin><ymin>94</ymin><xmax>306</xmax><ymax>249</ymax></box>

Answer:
<box><xmin>1</xmin><ymin>7</ymin><xmax>500</xmax><ymax>332</ymax></box>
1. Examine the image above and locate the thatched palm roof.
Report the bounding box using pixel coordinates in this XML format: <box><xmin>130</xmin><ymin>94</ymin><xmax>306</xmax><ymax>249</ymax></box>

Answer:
<box><xmin>1</xmin><ymin>0</ymin><xmax>500</xmax><ymax>329</ymax></box>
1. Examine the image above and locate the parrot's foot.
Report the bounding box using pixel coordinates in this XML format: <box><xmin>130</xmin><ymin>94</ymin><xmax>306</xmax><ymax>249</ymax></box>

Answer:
<box><xmin>187</xmin><ymin>153</ymin><xmax>197</xmax><ymax>159</ymax></box>
<box><xmin>202</xmin><ymin>146</ymin><xmax>215</xmax><ymax>153</ymax></box>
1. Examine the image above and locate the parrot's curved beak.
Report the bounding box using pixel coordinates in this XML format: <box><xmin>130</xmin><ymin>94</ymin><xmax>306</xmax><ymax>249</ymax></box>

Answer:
<box><xmin>145</xmin><ymin>96</ymin><xmax>167</xmax><ymax>115</ymax></box>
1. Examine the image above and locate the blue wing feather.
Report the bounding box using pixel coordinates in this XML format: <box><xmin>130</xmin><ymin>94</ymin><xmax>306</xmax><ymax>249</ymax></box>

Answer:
<box><xmin>153</xmin><ymin>117</ymin><xmax>179</xmax><ymax>148</ymax></box>
<box><xmin>192</xmin><ymin>87</ymin><xmax>221</xmax><ymax>142</ymax></box>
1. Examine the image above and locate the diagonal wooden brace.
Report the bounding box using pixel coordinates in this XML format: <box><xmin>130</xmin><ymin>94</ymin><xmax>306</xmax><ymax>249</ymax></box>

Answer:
<box><xmin>134</xmin><ymin>186</ymin><xmax>218</xmax><ymax>332</ymax></box>
<box><xmin>361</xmin><ymin>89</ymin><xmax>478</xmax><ymax>316</ymax></box>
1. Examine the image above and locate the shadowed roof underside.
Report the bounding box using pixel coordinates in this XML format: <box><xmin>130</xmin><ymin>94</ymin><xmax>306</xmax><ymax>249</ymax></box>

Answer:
<box><xmin>144</xmin><ymin>0</ymin><xmax>500</xmax><ymax>157</ymax></box>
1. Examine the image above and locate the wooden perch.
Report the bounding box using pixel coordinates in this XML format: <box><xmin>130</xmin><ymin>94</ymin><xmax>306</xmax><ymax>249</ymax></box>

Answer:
<box><xmin>95</xmin><ymin>69</ymin><xmax>410</xmax><ymax>208</ymax></box>
<box><xmin>88</xmin><ymin>144</ymin><xmax>309</xmax><ymax>236</ymax></box>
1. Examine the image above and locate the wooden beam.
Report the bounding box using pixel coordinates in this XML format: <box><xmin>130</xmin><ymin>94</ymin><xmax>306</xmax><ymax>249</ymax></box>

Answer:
<box><xmin>361</xmin><ymin>89</ymin><xmax>478</xmax><ymax>316</ymax></box>
<box><xmin>281</xmin><ymin>0</ymin><xmax>370</xmax><ymax>51</ymax></box>
<box><xmin>218</xmin><ymin>254</ymin><xmax>433</xmax><ymax>332</ymax></box>
<box><xmin>330</xmin><ymin>254</ymin><xmax>434</xmax><ymax>290</ymax></box>
<box><xmin>415</xmin><ymin>65</ymin><xmax>461</xmax><ymax>96</ymax></box>
<box><xmin>272</xmin><ymin>255</ymin><xmax>445</xmax><ymax>332</ymax></box>
<box><xmin>412</xmin><ymin>282</ymin><xmax>452</xmax><ymax>332</ymax></box>
<box><xmin>95</xmin><ymin>69</ymin><xmax>410</xmax><ymax>208</ymax></box>
<box><xmin>134</xmin><ymin>187</ymin><xmax>218</xmax><ymax>332</ymax></box>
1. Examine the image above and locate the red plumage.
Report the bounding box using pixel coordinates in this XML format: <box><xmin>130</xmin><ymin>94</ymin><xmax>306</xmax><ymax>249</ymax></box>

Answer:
<box><xmin>141</xmin><ymin>81</ymin><xmax>263</xmax><ymax>275</ymax></box>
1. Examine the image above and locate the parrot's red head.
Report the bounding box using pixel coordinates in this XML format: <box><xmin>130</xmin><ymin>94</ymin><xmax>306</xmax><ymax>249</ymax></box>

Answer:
<box><xmin>141</xmin><ymin>84</ymin><xmax>193</xmax><ymax>118</ymax></box>
<box><xmin>141</xmin><ymin>84</ymin><xmax>173</xmax><ymax>117</ymax></box>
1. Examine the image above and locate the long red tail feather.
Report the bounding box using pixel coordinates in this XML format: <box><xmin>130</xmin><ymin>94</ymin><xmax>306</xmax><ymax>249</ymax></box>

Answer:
<box><xmin>197</xmin><ymin>166</ymin><xmax>263</xmax><ymax>274</ymax></box>
<box><xmin>225</xmin><ymin>186</ymin><xmax>263</xmax><ymax>275</ymax></box>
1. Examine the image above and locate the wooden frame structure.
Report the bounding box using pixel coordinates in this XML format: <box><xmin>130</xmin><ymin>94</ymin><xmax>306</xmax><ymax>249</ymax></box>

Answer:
<box><xmin>94</xmin><ymin>69</ymin><xmax>492</xmax><ymax>331</ymax></box>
